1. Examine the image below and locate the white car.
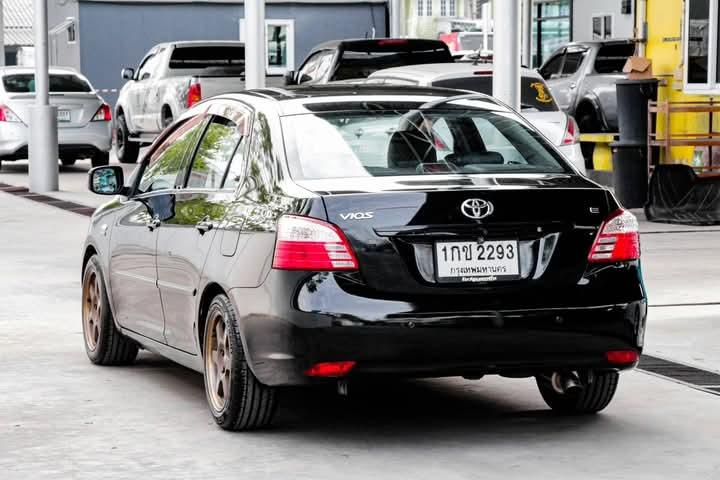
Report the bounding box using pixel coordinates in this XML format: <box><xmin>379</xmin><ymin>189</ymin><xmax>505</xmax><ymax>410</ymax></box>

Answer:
<box><xmin>366</xmin><ymin>63</ymin><xmax>586</xmax><ymax>174</ymax></box>
<box><xmin>0</xmin><ymin>66</ymin><xmax>112</xmax><ymax>169</ymax></box>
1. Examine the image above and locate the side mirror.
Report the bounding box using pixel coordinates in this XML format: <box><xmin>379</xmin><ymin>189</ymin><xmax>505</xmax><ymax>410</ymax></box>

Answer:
<box><xmin>89</xmin><ymin>166</ymin><xmax>126</xmax><ymax>196</ymax></box>
<box><xmin>121</xmin><ymin>68</ymin><xmax>135</xmax><ymax>80</ymax></box>
<box><xmin>284</xmin><ymin>70</ymin><xmax>297</xmax><ymax>86</ymax></box>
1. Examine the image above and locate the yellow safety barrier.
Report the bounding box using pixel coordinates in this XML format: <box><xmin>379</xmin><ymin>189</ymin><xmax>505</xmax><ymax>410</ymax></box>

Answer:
<box><xmin>579</xmin><ymin>133</ymin><xmax>617</xmax><ymax>172</ymax></box>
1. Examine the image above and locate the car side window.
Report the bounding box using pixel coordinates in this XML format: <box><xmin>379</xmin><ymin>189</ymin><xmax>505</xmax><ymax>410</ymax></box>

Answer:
<box><xmin>137</xmin><ymin>115</ymin><xmax>206</xmax><ymax>194</ymax></box>
<box><xmin>539</xmin><ymin>54</ymin><xmax>563</xmax><ymax>80</ymax></box>
<box><xmin>297</xmin><ymin>52</ymin><xmax>323</xmax><ymax>83</ymax></box>
<box><xmin>561</xmin><ymin>51</ymin><xmax>586</xmax><ymax>76</ymax></box>
<box><xmin>186</xmin><ymin>116</ymin><xmax>244</xmax><ymax>190</ymax></box>
<box><xmin>137</xmin><ymin>49</ymin><xmax>163</xmax><ymax>81</ymax></box>
<box><xmin>313</xmin><ymin>51</ymin><xmax>334</xmax><ymax>81</ymax></box>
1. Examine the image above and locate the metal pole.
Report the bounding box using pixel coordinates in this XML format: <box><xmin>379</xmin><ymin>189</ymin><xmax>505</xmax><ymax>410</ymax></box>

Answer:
<box><xmin>390</xmin><ymin>0</ymin><xmax>402</xmax><ymax>37</ymax></box>
<box><xmin>0</xmin><ymin>0</ymin><xmax>5</xmax><ymax>67</ymax></box>
<box><xmin>492</xmin><ymin>0</ymin><xmax>521</xmax><ymax>111</ymax></box>
<box><xmin>522</xmin><ymin>0</ymin><xmax>532</xmax><ymax>67</ymax></box>
<box><xmin>482</xmin><ymin>2</ymin><xmax>490</xmax><ymax>52</ymax></box>
<box><xmin>244</xmin><ymin>0</ymin><xmax>266</xmax><ymax>89</ymax></box>
<box><xmin>29</xmin><ymin>0</ymin><xmax>58</xmax><ymax>192</ymax></box>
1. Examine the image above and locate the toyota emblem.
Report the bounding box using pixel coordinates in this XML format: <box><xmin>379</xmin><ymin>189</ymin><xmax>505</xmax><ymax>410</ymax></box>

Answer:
<box><xmin>461</xmin><ymin>198</ymin><xmax>494</xmax><ymax>220</ymax></box>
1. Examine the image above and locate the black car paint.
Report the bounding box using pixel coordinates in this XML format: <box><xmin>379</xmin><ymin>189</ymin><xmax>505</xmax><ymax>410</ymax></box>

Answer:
<box><xmin>84</xmin><ymin>86</ymin><xmax>647</xmax><ymax>387</ymax></box>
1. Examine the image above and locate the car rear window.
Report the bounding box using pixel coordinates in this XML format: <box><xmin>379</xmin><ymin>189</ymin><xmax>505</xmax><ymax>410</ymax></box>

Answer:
<box><xmin>594</xmin><ymin>43</ymin><xmax>635</xmax><ymax>74</ymax></box>
<box><xmin>283</xmin><ymin>103</ymin><xmax>570</xmax><ymax>180</ymax></box>
<box><xmin>2</xmin><ymin>74</ymin><xmax>92</xmax><ymax>93</ymax></box>
<box><xmin>432</xmin><ymin>75</ymin><xmax>559</xmax><ymax>112</ymax></box>
<box><xmin>169</xmin><ymin>46</ymin><xmax>245</xmax><ymax>70</ymax></box>
<box><xmin>332</xmin><ymin>41</ymin><xmax>453</xmax><ymax>81</ymax></box>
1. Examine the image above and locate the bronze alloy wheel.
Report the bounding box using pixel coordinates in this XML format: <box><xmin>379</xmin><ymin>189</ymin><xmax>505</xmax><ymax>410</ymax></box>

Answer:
<box><xmin>82</xmin><ymin>268</ymin><xmax>102</xmax><ymax>352</ymax></box>
<box><xmin>205</xmin><ymin>310</ymin><xmax>232</xmax><ymax>413</ymax></box>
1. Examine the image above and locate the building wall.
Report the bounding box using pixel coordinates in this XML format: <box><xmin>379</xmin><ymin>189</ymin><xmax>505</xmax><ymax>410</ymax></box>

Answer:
<box><xmin>48</xmin><ymin>0</ymin><xmax>81</xmax><ymax>70</ymax></box>
<box><xmin>78</xmin><ymin>1</ymin><xmax>387</xmax><ymax>105</ymax></box>
<box><xmin>572</xmin><ymin>0</ymin><xmax>634</xmax><ymax>42</ymax></box>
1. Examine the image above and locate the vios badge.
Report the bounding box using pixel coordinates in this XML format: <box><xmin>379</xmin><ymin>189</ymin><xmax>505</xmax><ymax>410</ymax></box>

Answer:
<box><xmin>461</xmin><ymin>199</ymin><xmax>494</xmax><ymax>220</ymax></box>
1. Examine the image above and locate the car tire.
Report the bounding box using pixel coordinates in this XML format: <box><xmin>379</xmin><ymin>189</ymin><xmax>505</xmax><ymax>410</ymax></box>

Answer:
<box><xmin>91</xmin><ymin>151</ymin><xmax>110</xmax><ymax>167</ymax></box>
<box><xmin>203</xmin><ymin>294</ymin><xmax>277</xmax><ymax>431</ymax></box>
<box><xmin>536</xmin><ymin>371</ymin><xmax>619</xmax><ymax>414</ymax></box>
<box><xmin>82</xmin><ymin>255</ymin><xmax>139</xmax><ymax>365</ymax></box>
<box><xmin>116</xmin><ymin>114</ymin><xmax>140</xmax><ymax>164</ymax></box>
<box><xmin>60</xmin><ymin>157</ymin><xmax>77</xmax><ymax>166</ymax></box>
<box><xmin>161</xmin><ymin>107</ymin><xmax>173</xmax><ymax>129</ymax></box>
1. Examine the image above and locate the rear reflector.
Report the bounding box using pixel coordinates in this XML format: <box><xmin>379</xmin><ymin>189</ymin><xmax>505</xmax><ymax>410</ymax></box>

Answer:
<box><xmin>272</xmin><ymin>215</ymin><xmax>359</xmax><ymax>271</ymax></box>
<box><xmin>92</xmin><ymin>104</ymin><xmax>112</xmax><ymax>122</ymax></box>
<box><xmin>377</xmin><ymin>39</ymin><xmax>409</xmax><ymax>46</ymax></box>
<box><xmin>305</xmin><ymin>361</ymin><xmax>356</xmax><ymax>377</ymax></box>
<box><xmin>187</xmin><ymin>81</ymin><xmax>202</xmax><ymax>108</ymax></box>
<box><xmin>588</xmin><ymin>209</ymin><xmax>640</xmax><ymax>263</ymax></box>
<box><xmin>0</xmin><ymin>105</ymin><xmax>21</xmax><ymax>123</ymax></box>
<box><xmin>606</xmin><ymin>350</ymin><xmax>639</xmax><ymax>365</ymax></box>
<box><xmin>562</xmin><ymin>116</ymin><xmax>580</xmax><ymax>145</ymax></box>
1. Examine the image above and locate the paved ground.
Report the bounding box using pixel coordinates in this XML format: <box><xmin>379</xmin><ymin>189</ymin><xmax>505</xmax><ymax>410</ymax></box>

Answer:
<box><xmin>1</xmin><ymin>170</ymin><xmax>720</xmax><ymax>478</ymax></box>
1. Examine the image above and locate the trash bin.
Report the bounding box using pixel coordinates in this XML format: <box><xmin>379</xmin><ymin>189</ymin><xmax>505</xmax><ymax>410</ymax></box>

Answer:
<box><xmin>611</xmin><ymin>143</ymin><xmax>648</xmax><ymax>209</ymax></box>
<box><xmin>616</xmin><ymin>78</ymin><xmax>659</xmax><ymax>144</ymax></box>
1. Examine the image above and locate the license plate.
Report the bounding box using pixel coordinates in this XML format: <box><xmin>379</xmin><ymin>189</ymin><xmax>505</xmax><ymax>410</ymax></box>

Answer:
<box><xmin>435</xmin><ymin>240</ymin><xmax>520</xmax><ymax>283</ymax></box>
<box><xmin>57</xmin><ymin>110</ymin><xmax>71</xmax><ymax>122</ymax></box>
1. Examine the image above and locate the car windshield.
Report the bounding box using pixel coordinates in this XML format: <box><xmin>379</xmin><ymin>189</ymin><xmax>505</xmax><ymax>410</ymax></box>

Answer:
<box><xmin>432</xmin><ymin>75</ymin><xmax>559</xmax><ymax>112</ymax></box>
<box><xmin>283</xmin><ymin>104</ymin><xmax>570</xmax><ymax>180</ymax></box>
<box><xmin>168</xmin><ymin>46</ymin><xmax>245</xmax><ymax>70</ymax></box>
<box><xmin>2</xmin><ymin>74</ymin><xmax>92</xmax><ymax>93</ymax></box>
<box><xmin>332</xmin><ymin>42</ymin><xmax>452</xmax><ymax>81</ymax></box>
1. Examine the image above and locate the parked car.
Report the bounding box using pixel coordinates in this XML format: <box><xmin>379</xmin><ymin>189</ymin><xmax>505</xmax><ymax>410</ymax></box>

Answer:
<box><xmin>366</xmin><ymin>63</ymin><xmax>585</xmax><ymax>174</ymax></box>
<box><xmin>538</xmin><ymin>40</ymin><xmax>635</xmax><ymax>134</ymax></box>
<box><xmin>82</xmin><ymin>85</ymin><xmax>646</xmax><ymax>431</ymax></box>
<box><xmin>285</xmin><ymin>38</ymin><xmax>453</xmax><ymax>86</ymax></box>
<box><xmin>115</xmin><ymin>41</ymin><xmax>245</xmax><ymax>164</ymax></box>
<box><xmin>0</xmin><ymin>66</ymin><xmax>111</xmax><ymax>169</ymax></box>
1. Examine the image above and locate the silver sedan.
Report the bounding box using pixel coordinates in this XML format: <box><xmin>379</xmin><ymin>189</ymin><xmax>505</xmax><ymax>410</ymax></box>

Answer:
<box><xmin>0</xmin><ymin>66</ymin><xmax>112</xmax><ymax>169</ymax></box>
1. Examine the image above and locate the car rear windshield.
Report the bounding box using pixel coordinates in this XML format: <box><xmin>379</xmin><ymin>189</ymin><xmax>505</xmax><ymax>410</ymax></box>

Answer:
<box><xmin>168</xmin><ymin>46</ymin><xmax>245</xmax><ymax>70</ymax></box>
<box><xmin>2</xmin><ymin>74</ymin><xmax>92</xmax><ymax>93</ymax></box>
<box><xmin>332</xmin><ymin>42</ymin><xmax>453</xmax><ymax>81</ymax></box>
<box><xmin>283</xmin><ymin>104</ymin><xmax>570</xmax><ymax>180</ymax></box>
<box><xmin>432</xmin><ymin>76</ymin><xmax>559</xmax><ymax>112</ymax></box>
<box><xmin>594</xmin><ymin>43</ymin><xmax>634</xmax><ymax>74</ymax></box>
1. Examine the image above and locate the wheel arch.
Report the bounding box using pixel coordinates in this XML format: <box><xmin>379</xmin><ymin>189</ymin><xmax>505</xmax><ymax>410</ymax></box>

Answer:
<box><xmin>575</xmin><ymin>96</ymin><xmax>609</xmax><ymax>132</ymax></box>
<box><xmin>197</xmin><ymin>282</ymin><xmax>228</xmax><ymax>356</ymax></box>
<box><xmin>81</xmin><ymin>244</ymin><xmax>98</xmax><ymax>280</ymax></box>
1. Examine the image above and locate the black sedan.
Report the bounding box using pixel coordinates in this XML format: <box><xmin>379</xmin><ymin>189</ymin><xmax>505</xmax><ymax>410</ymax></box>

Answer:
<box><xmin>82</xmin><ymin>86</ymin><xmax>647</xmax><ymax>430</ymax></box>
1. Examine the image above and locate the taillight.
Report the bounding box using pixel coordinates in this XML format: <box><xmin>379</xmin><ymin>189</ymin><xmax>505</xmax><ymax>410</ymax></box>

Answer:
<box><xmin>92</xmin><ymin>104</ymin><xmax>112</xmax><ymax>122</ymax></box>
<box><xmin>377</xmin><ymin>39</ymin><xmax>408</xmax><ymax>46</ymax></box>
<box><xmin>305</xmin><ymin>361</ymin><xmax>356</xmax><ymax>377</ymax></box>
<box><xmin>562</xmin><ymin>116</ymin><xmax>580</xmax><ymax>145</ymax></box>
<box><xmin>606</xmin><ymin>350</ymin><xmax>639</xmax><ymax>365</ymax></box>
<box><xmin>187</xmin><ymin>81</ymin><xmax>202</xmax><ymax>107</ymax></box>
<box><xmin>272</xmin><ymin>215</ymin><xmax>359</xmax><ymax>271</ymax></box>
<box><xmin>0</xmin><ymin>105</ymin><xmax>21</xmax><ymax>122</ymax></box>
<box><xmin>588</xmin><ymin>209</ymin><xmax>640</xmax><ymax>263</ymax></box>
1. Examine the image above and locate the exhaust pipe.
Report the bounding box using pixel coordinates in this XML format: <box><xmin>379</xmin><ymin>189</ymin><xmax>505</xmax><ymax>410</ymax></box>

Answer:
<box><xmin>551</xmin><ymin>371</ymin><xmax>584</xmax><ymax>394</ymax></box>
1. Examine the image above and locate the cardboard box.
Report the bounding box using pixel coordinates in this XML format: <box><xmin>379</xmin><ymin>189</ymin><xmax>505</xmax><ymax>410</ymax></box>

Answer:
<box><xmin>623</xmin><ymin>56</ymin><xmax>653</xmax><ymax>80</ymax></box>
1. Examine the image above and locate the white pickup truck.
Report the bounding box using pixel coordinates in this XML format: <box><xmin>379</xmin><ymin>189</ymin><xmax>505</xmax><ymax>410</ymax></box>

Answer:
<box><xmin>114</xmin><ymin>41</ymin><xmax>245</xmax><ymax>163</ymax></box>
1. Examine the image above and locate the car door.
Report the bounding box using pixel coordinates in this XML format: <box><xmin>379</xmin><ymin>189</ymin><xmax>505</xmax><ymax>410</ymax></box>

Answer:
<box><xmin>109</xmin><ymin>113</ymin><xmax>207</xmax><ymax>342</ymax></box>
<box><xmin>144</xmin><ymin>47</ymin><xmax>168</xmax><ymax>133</ymax></box>
<box><xmin>549</xmin><ymin>48</ymin><xmax>588</xmax><ymax>112</ymax></box>
<box><xmin>133</xmin><ymin>50</ymin><xmax>163</xmax><ymax>132</ymax></box>
<box><xmin>156</xmin><ymin>102</ymin><xmax>251</xmax><ymax>354</ymax></box>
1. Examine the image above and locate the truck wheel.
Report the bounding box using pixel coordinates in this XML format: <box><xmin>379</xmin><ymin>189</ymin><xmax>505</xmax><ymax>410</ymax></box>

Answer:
<box><xmin>82</xmin><ymin>255</ymin><xmax>139</xmax><ymax>365</ymax></box>
<box><xmin>116</xmin><ymin>114</ymin><xmax>139</xmax><ymax>164</ymax></box>
<box><xmin>536</xmin><ymin>371</ymin><xmax>619</xmax><ymax>414</ymax></box>
<box><xmin>203</xmin><ymin>294</ymin><xmax>277</xmax><ymax>431</ymax></box>
<box><xmin>91</xmin><ymin>151</ymin><xmax>110</xmax><ymax>167</ymax></box>
<box><xmin>161</xmin><ymin>107</ymin><xmax>173</xmax><ymax>129</ymax></box>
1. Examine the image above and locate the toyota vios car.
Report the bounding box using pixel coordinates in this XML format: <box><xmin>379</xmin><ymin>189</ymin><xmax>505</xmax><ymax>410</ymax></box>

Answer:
<box><xmin>0</xmin><ymin>66</ymin><xmax>112</xmax><ymax>169</ymax></box>
<box><xmin>82</xmin><ymin>86</ymin><xmax>647</xmax><ymax>431</ymax></box>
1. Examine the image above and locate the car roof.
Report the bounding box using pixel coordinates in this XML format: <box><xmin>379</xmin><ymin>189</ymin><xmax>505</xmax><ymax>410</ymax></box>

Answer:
<box><xmin>224</xmin><ymin>85</ymin><xmax>508</xmax><ymax>116</ymax></box>
<box><xmin>563</xmin><ymin>39</ymin><xmax>635</xmax><ymax>48</ymax></box>
<box><xmin>0</xmin><ymin>66</ymin><xmax>81</xmax><ymax>76</ymax></box>
<box><xmin>367</xmin><ymin>63</ymin><xmax>543</xmax><ymax>83</ymax></box>
<box><xmin>311</xmin><ymin>38</ymin><xmax>449</xmax><ymax>52</ymax></box>
<box><xmin>154</xmin><ymin>40</ymin><xmax>245</xmax><ymax>50</ymax></box>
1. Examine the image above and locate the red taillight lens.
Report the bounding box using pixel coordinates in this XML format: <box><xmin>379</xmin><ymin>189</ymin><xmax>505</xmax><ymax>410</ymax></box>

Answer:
<box><xmin>92</xmin><ymin>104</ymin><xmax>112</xmax><ymax>122</ymax></box>
<box><xmin>272</xmin><ymin>216</ymin><xmax>359</xmax><ymax>271</ymax></box>
<box><xmin>305</xmin><ymin>361</ymin><xmax>356</xmax><ymax>377</ymax></box>
<box><xmin>0</xmin><ymin>105</ymin><xmax>21</xmax><ymax>122</ymax></box>
<box><xmin>562</xmin><ymin>116</ymin><xmax>580</xmax><ymax>145</ymax></box>
<box><xmin>588</xmin><ymin>209</ymin><xmax>640</xmax><ymax>263</ymax></box>
<box><xmin>187</xmin><ymin>82</ymin><xmax>202</xmax><ymax>107</ymax></box>
<box><xmin>377</xmin><ymin>39</ymin><xmax>409</xmax><ymax>46</ymax></box>
<box><xmin>606</xmin><ymin>350</ymin><xmax>639</xmax><ymax>365</ymax></box>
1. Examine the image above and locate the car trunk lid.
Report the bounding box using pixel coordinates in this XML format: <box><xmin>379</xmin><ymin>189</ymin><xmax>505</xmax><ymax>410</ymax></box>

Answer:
<box><xmin>6</xmin><ymin>92</ymin><xmax>102</xmax><ymax>127</ymax></box>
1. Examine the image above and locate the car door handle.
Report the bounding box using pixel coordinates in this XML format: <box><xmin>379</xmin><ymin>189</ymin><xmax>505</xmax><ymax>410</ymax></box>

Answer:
<box><xmin>196</xmin><ymin>219</ymin><xmax>214</xmax><ymax>235</ymax></box>
<box><xmin>146</xmin><ymin>216</ymin><xmax>161</xmax><ymax>231</ymax></box>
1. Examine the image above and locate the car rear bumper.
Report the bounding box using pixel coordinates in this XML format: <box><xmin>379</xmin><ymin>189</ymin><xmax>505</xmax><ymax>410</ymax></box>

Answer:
<box><xmin>0</xmin><ymin>121</ymin><xmax>111</xmax><ymax>160</ymax></box>
<box><xmin>229</xmin><ymin>270</ymin><xmax>647</xmax><ymax>386</ymax></box>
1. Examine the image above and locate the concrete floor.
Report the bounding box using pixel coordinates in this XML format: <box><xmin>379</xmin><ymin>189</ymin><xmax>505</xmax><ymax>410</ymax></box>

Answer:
<box><xmin>1</xmin><ymin>170</ymin><xmax>720</xmax><ymax>478</ymax></box>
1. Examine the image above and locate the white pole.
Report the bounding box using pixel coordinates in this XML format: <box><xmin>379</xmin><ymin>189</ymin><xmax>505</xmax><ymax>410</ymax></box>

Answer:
<box><xmin>522</xmin><ymin>0</ymin><xmax>532</xmax><ymax>67</ymax></box>
<box><xmin>244</xmin><ymin>0</ymin><xmax>266</xmax><ymax>89</ymax></box>
<box><xmin>637</xmin><ymin>0</ymin><xmax>647</xmax><ymax>57</ymax></box>
<box><xmin>0</xmin><ymin>1</ymin><xmax>5</xmax><ymax>67</ymax></box>
<box><xmin>29</xmin><ymin>0</ymin><xmax>59</xmax><ymax>192</ymax></box>
<box><xmin>492</xmin><ymin>0</ymin><xmax>521</xmax><ymax>111</ymax></box>
<box><xmin>390</xmin><ymin>0</ymin><xmax>402</xmax><ymax>37</ymax></box>
<box><xmin>482</xmin><ymin>2</ymin><xmax>489</xmax><ymax>52</ymax></box>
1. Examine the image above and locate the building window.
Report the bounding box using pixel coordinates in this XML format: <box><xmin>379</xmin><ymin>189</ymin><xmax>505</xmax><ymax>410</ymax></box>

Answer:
<box><xmin>449</xmin><ymin>0</ymin><xmax>456</xmax><ymax>17</ymax></box>
<box><xmin>684</xmin><ymin>0</ymin><xmax>716</xmax><ymax>90</ymax></box>
<box><xmin>67</xmin><ymin>23</ymin><xmax>76</xmax><ymax>43</ymax></box>
<box><xmin>532</xmin><ymin>0</ymin><xmax>571</xmax><ymax>67</ymax></box>
<box><xmin>621</xmin><ymin>0</ymin><xmax>632</xmax><ymax>15</ymax></box>
<box><xmin>239</xmin><ymin>19</ymin><xmax>295</xmax><ymax>75</ymax></box>
<box><xmin>426</xmin><ymin>0</ymin><xmax>433</xmax><ymax>16</ymax></box>
<box><xmin>441</xmin><ymin>0</ymin><xmax>447</xmax><ymax>17</ymax></box>
<box><xmin>592</xmin><ymin>14</ymin><xmax>613</xmax><ymax>40</ymax></box>
<box><xmin>418</xmin><ymin>0</ymin><xmax>424</xmax><ymax>16</ymax></box>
